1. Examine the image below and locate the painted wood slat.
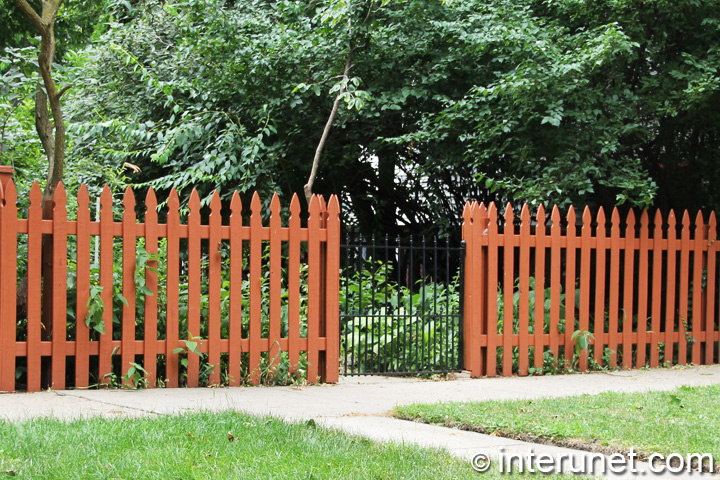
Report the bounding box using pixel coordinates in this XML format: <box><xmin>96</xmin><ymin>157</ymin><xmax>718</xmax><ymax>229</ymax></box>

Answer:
<box><xmin>26</xmin><ymin>183</ymin><xmax>43</xmax><ymax>391</ymax></box>
<box><xmin>75</xmin><ymin>185</ymin><xmax>91</xmax><ymax>388</ymax></box>
<box><xmin>207</xmin><ymin>191</ymin><xmax>222</xmax><ymax>386</ymax></box>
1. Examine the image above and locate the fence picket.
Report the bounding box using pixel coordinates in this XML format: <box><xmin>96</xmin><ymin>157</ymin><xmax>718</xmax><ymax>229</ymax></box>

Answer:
<box><xmin>678</xmin><ymin>211</ymin><xmax>691</xmax><ymax>365</ymax></box>
<box><xmin>534</xmin><ymin>205</ymin><xmax>546</xmax><ymax>371</ymax></box>
<box><xmin>486</xmin><ymin>203</ymin><xmax>499</xmax><ymax>376</ymax></box>
<box><xmin>518</xmin><ymin>204</ymin><xmax>531</xmax><ymax>375</ymax></box>
<box><xmin>99</xmin><ymin>186</ymin><xmax>114</xmax><ymax>384</ymax></box>
<box><xmin>121</xmin><ymin>187</ymin><xmax>137</xmax><ymax>385</ymax></box>
<box><xmin>249</xmin><ymin>192</ymin><xmax>263</xmax><ymax>385</ymax></box>
<box><xmin>165</xmin><ymin>189</ymin><xmax>181</xmax><ymax>387</ymax></box>
<box><xmin>208</xmin><ymin>191</ymin><xmax>222</xmax><ymax>386</ymax></box>
<box><xmin>665</xmin><ymin>211</ymin><xmax>678</xmax><ymax>365</ymax></box>
<box><xmin>692</xmin><ymin>211</ymin><xmax>705</xmax><ymax>364</ymax></box>
<box><xmin>0</xmin><ymin>181</ymin><xmax>17</xmax><ymax>392</ymax></box>
<box><xmin>325</xmin><ymin>195</ymin><xmax>341</xmax><ymax>383</ymax></box>
<box><xmin>228</xmin><ymin>191</ymin><xmax>243</xmax><ymax>386</ymax></box>
<box><xmin>26</xmin><ymin>183</ymin><xmax>43</xmax><ymax>391</ymax></box>
<box><xmin>75</xmin><ymin>185</ymin><xmax>91</xmax><ymax>388</ymax></box>
<box><xmin>187</xmin><ymin>189</ymin><xmax>202</xmax><ymax>387</ymax></box>
<box><xmin>288</xmin><ymin>195</ymin><xmax>301</xmax><ymax>375</ymax></box>
<box><xmin>51</xmin><ymin>184</ymin><xmax>68</xmax><ymax>389</ymax></box>
<box><xmin>707</xmin><ymin>213</ymin><xmax>718</xmax><ymax>365</ymax></box>
<box><xmin>637</xmin><ymin>211</ymin><xmax>650</xmax><ymax>367</ymax></box>
<box><xmin>549</xmin><ymin>206</ymin><xmax>562</xmax><ymax>362</ymax></box>
<box><xmin>608</xmin><ymin>208</ymin><xmax>621</xmax><ymax>367</ymax></box>
<box><xmin>565</xmin><ymin>206</ymin><xmax>577</xmax><ymax>365</ymax></box>
<box><xmin>622</xmin><ymin>210</ymin><xmax>636</xmax><ymax>369</ymax></box>
<box><xmin>502</xmin><ymin>203</ymin><xmax>515</xmax><ymax>376</ymax></box>
<box><xmin>650</xmin><ymin>210</ymin><xmax>663</xmax><ymax>368</ymax></box>
<box><xmin>307</xmin><ymin>195</ymin><xmax>321</xmax><ymax>382</ymax></box>
<box><xmin>144</xmin><ymin>189</ymin><xmax>159</xmax><ymax>387</ymax></box>
<box><xmin>461</xmin><ymin>203</ymin><xmax>476</xmax><ymax>373</ymax></box>
<box><xmin>268</xmin><ymin>193</ymin><xmax>282</xmax><ymax>375</ymax></box>
<box><xmin>579</xmin><ymin>207</ymin><xmax>592</xmax><ymax>371</ymax></box>
<box><xmin>593</xmin><ymin>208</ymin><xmax>607</xmax><ymax>367</ymax></box>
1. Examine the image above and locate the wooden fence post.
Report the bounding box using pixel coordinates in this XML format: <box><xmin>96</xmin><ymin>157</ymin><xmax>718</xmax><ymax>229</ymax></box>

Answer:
<box><xmin>324</xmin><ymin>195</ymin><xmax>341</xmax><ymax>383</ymax></box>
<box><xmin>0</xmin><ymin>178</ymin><xmax>18</xmax><ymax>392</ymax></box>
<box><xmin>461</xmin><ymin>202</ymin><xmax>479</xmax><ymax>375</ymax></box>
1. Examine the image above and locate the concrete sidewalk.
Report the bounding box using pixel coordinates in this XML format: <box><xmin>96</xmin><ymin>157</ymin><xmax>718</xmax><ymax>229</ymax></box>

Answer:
<box><xmin>2</xmin><ymin>365</ymin><xmax>720</xmax><ymax>478</ymax></box>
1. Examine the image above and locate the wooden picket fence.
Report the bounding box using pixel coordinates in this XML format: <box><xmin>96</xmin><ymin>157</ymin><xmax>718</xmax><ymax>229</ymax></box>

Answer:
<box><xmin>462</xmin><ymin>202</ymin><xmax>720</xmax><ymax>377</ymax></box>
<box><xmin>0</xmin><ymin>177</ymin><xmax>340</xmax><ymax>392</ymax></box>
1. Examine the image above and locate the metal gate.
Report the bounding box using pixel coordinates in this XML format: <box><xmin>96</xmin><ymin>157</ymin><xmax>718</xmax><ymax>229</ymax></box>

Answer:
<box><xmin>340</xmin><ymin>235</ymin><xmax>465</xmax><ymax>375</ymax></box>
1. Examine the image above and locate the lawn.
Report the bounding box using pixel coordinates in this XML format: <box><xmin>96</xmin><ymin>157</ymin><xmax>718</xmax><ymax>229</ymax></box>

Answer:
<box><xmin>394</xmin><ymin>384</ymin><xmax>720</xmax><ymax>472</ymax></box>
<box><xmin>0</xmin><ymin>410</ymin><xmax>579</xmax><ymax>479</ymax></box>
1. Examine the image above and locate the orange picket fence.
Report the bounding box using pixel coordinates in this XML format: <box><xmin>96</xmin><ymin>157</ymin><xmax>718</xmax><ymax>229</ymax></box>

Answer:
<box><xmin>462</xmin><ymin>202</ymin><xmax>720</xmax><ymax>377</ymax></box>
<box><xmin>0</xmin><ymin>178</ymin><xmax>339</xmax><ymax>392</ymax></box>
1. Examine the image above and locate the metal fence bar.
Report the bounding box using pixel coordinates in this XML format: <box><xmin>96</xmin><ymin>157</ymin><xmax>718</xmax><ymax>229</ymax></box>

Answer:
<box><xmin>340</xmin><ymin>235</ymin><xmax>465</xmax><ymax>376</ymax></box>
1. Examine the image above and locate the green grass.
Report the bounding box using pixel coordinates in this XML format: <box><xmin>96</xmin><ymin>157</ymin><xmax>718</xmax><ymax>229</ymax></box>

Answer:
<box><xmin>0</xmin><ymin>410</ymin><xmax>580</xmax><ymax>479</ymax></box>
<box><xmin>394</xmin><ymin>384</ymin><xmax>720</xmax><ymax>468</ymax></box>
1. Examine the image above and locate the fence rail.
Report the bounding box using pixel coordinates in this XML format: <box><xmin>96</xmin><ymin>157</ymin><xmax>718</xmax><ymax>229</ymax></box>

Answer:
<box><xmin>462</xmin><ymin>202</ymin><xmax>720</xmax><ymax>377</ymax></box>
<box><xmin>0</xmin><ymin>179</ymin><xmax>340</xmax><ymax>392</ymax></box>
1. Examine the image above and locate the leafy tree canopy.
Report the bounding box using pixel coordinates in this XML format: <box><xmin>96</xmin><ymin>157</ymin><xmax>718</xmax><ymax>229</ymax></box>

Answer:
<box><xmin>6</xmin><ymin>0</ymin><xmax>720</xmax><ymax>235</ymax></box>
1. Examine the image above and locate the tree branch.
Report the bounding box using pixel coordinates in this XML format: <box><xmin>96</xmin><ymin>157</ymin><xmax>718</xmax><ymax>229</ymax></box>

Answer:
<box><xmin>11</xmin><ymin>0</ymin><xmax>43</xmax><ymax>32</ymax></box>
<box><xmin>304</xmin><ymin>47</ymin><xmax>354</xmax><ymax>204</ymax></box>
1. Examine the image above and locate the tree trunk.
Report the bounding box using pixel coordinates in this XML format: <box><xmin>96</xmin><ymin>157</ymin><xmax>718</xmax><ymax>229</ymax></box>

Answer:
<box><xmin>304</xmin><ymin>48</ymin><xmax>354</xmax><ymax>205</ymax></box>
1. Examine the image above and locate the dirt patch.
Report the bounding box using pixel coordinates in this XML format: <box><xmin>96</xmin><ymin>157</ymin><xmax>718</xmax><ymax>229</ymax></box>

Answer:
<box><xmin>394</xmin><ymin>414</ymin><xmax>718</xmax><ymax>474</ymax></box>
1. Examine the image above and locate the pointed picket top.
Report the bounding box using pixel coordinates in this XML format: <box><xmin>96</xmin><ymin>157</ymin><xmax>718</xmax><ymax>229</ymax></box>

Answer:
<box><xmin>536</xmin><ymin>204</ymin><xmax>546</xmax><ymax>232</ymax></box>
<box><xmin>167</xmin><ymin>187</ymin><xmax>180</xmax><ymax>211</ymax></box>
<box><xmin>667</xmin><ymin>209</ymin><xmax>677</xmax><ymax>233</ymax></box>
<box><xmin>308</xmin><ymin>193</ymin><xmax>321</xmax><ymax>219</ymax></box>
<box><xmin>566</xmin><ymin>204</ymin><xmax>576</xmax><ymax>226</ymax></box>
<box><xmin>122</xmin><ymin>185</ymin><xmax>136</xmax><ymax>213</ymax></box>
<box><xmin>250</xmin><ymin>191</ymin><xmax>262</xmax><ymax>221</ymax></box>
<box><xmin>53</xmin><ymin>182</ymin><xmax>67</xmax><ymax>210</ymax></box>
<box><xmin>550</xmin><ymin>204</ymin><xmax>561</xmax><ymax>225</ymax></box>
<box><xmin>694</xmin><ymin>210</ymin><xmax>705</xmax><ymax>237</ymax></box>
<box><xmin>582</xmin><ymin>206</ymin><xmax>592</xmax><ymax>233</ymax></box>
<box><xmin>596</xmin><ymin>207</ymin><xmax>606</xmax><ymax>232</ymax></box>
<box><xmin>462</xmin><ymin>201</ymin><xmax>472</xmax><ymax>225</ymax></box>
<box><xmin>653</xmin><ymin>209</ymin><xmax>663</xmax><ymax>234</ymax></box>
<box><xmin>327</xmin><ymin>194</ymin><xmax>340</xmax><ymax>217</ymax></box>
<box><xmin>520</xmin><ymin>203</ymin><xmax>531</xmax><ymax>225</ymax></box>
<box><xmin>230</xmin><ymin>190</ymin><xmax>242</xmax><ymax>218</ymax></box>
<box><xmin>99</xmin><ymin>184</ymin><xmax>112</xmax><ymax>214</ymax></box>
<box><xmin>289</xmin><ymin>193</ymin><xmax>300</xmax><ymax>220</ymax></box>
<box><xmin>77</xmin><ymin>184</ymin><xmax>89</xmax><ymax>210</ymax></box>
<box><xmin>709</xmin><ymin>211</ymin><xmax>717</xmax><ymax>247</ymax></box>
<box><xmin>188</xmin><ymin>188</ymin><xmax>201</xmax><ymax>212</ymax></box>
<box><xmin>626</xmin><ymin>208</ymin><xmax>636</xmax><ymax>232</ymax></box>
<box><xmin>2</xmin><ymin>175</ymin><xmax>17</xmax><ymax>205</ymax></box>
<box><xmin>503</xmin><ymin>203</ymin><xmax>514</xmax><ymax>234</ymax></box>
<box><xmin>209</xmin><ymin>189</ymin><xmax>222</xmax><ymax>216</ymax></box>
<box><xmin>488</xmin><ymin>201</ymin><xmax>498</xmax><ymax>223</ymax></box>
<box><xmin>681</xmin><ymin>210</ymin><xmax>691</xmax><ymax>233</ymax></box>
<box><xmin>29</xmin><ymin>181</ymin><xmax>42</xmax><ymax>207</ymax></box>
<box><xmin>270</xmin><ymin>192</ymin><xmax>281</xmax><ymax>219</ymax></box>
<box><xmin>145</xmin><ymin>187</ymin><xmax>158</xmax><ymax>212</ymax></box>
<box><xmin>610</xmin><ymin>207</ymin><xmax>620</xmax><ymax>232</ymax></box>
<box><xmin>640</xmin><ymin>210</ymin><xmax>649</xmax><ymax>232</ymax></box>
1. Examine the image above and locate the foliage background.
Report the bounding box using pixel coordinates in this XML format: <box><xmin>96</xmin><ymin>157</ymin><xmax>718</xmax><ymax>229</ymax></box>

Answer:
<box><xmin>1</xmin><ymin>0</ymin><xmax>719</xmax><ymax>236</ymax></box>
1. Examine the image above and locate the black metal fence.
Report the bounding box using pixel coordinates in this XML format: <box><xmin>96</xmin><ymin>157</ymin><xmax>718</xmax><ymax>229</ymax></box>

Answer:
<box><xmin>340</xmin><ymin>235</ymin><xmax>465</xmax><ymax>375</ymax></box>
